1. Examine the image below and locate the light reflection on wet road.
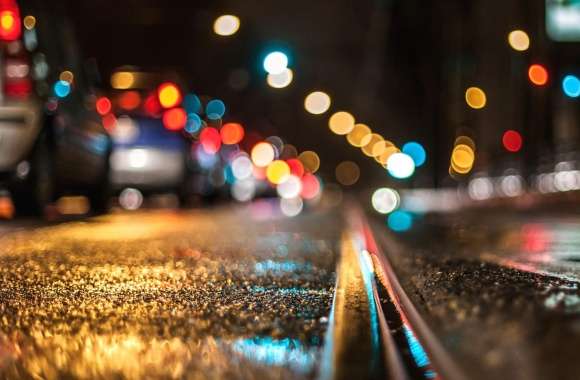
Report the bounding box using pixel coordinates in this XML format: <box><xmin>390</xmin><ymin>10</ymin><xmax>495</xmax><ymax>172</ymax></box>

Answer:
<box><xmin>382</xmin><ymin>209</ymin><xmax>580</xmax><ymax>380</ymax></box>
<box><xmin>0</xmin><ymin>207</ymin><xmax>340</xmax><ymax>379</ymax></box>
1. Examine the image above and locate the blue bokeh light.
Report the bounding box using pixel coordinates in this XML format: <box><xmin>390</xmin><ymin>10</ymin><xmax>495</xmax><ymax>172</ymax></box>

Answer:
<box><xmin>183</xmin><ymin>93</ymin><xmax>202</xmax><ymax>114</ymax></box>
<box><xmin>54</xmin><ymin>80</ymin><xmax>71</xmax><ymax>98</ymax></box>
<box><xmin>402</xmin><ymin>141</ymin><xmax>427</xmax><ymax>167</ymax></box>
<box><xmin>185</xmin><ymin>113</ymin><xmax>202</xmax><ymax>134</ymax></box>
<box><xmin>563</xmin><ymin>75</ymin><xmax>580</xmax><ymax>98</ymax></box>
<box><xmin>387</xmin><ymin>211</ymin><xmax>413</xmax><ymax>232</ymax></box>
<box><xmin>206</xmin><ymin>99</ymin><xmax>226</xmax><ymax>118</ymax></box>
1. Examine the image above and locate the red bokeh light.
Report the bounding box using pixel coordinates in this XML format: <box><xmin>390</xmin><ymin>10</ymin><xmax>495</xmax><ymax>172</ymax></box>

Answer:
<box><xmin>95</xmin><ymin>97</ymin><xmax>112</xmax><ymax>115</ymax></box>
<box><xmin>118</xmin><ymin>91</ymin><xmax>141</xmax><ymax>110</ymax></box>
<box><xmin>102</xmin><ymin>114</ymin><xmax>117</xmax><ymax>133</ymax></box>
<box><xmin>162</xmin><ymin>108</ymin><xmax>187</xmax><ymax>131</ymax></box>
<box><xmin>200</xmin><ymin>127</ymin><xmax>221</xmax><ymax>154</ymax></box>
<box><xmin>144</xmin><ymin>93</ymin><xmax>162</xmax><ymax>117</ymax></box>
<box><xmin>528</xmin><ymin>64</ymin><xmax>548</xmax><ymax>86</ymax></box>
<box><xmin>0</xmin><ymin>4</ymin><xmax>21</xmax><ymax>42</ymax></box>
<box><xmin>502</xmin><ymin>130</ymin><xmax>522</xmax><ymax>153</ymax></box>
<box><xmin>220</xmin><ymin>122</ymin><xmax>245</xmax><ymax>145</ymax></box>
<box><xmin>300</xmin><ymin>174</ymin><xmax>321</xmax><ymax>199</ymax></box>
<box><xmin>287</xmin><ymin>158</ymin><xmax>305</xmax><ymax>177</ymax></box>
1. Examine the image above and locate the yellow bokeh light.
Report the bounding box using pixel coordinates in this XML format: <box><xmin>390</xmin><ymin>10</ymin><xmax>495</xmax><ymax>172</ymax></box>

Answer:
<box><xmin>267</xmin><ymin>68</ymin><xmax>293</xmax><ymax>88</ymax></box>
<box><xmin>59</xmin><ymin>70</ymin><xmax>74</xmax><ymax>84</ymax></box>
<box><xmin>158</xmin><ymin>85</ymin><xmax>181</xmax><ymax>108</ymax></box>
<box><xmin>0</xmin><ymin>12</ymin><xmax>14</xmax><ymax>30</ymax></box>
<box><xmin>451</xmin><ymin>144</ymin><xmax>475</xmax><ymax>174</ymax></box>
<box><xmin>376</xmin><ymin>146</ymin><xmax>400</xmax><ymax>166</ymax></box>
<box><xmin>298</xmin><ymin>151</ymin><xmax>320</xmax><ymax>174</ymax></box>
<box><xmin>328</xmin><ymin>111</ymin><xmax>355</xmax><ymax>135</ymax></box>
<box><xmin>111</xmin><ymin>72</ymin><xmax>135</xmax><ymax>90</ymax></box>
<box><xmin>23</xmin><ymin>15</ymin><xmax>36</xmax><ymax>30</ymax></box>
<box><xmin>251</xmin><ymin>142</ymin><xmax>275</xmax><ymax>167</ymax></box>
<box><xmin>335</xmin><ymin>161</ymin><xmax>360</xmax><ymax>186</ymax></box>
<box><xmin>370</xmin><ymin>139</ymin><xmax>394</xmax><ymax>158</ymax></box>
<box><xmin>361</xmin><ymin>134</ymin><xmax>384</xmax><ymax>157</ymax></box>
<box><xmin>304</xmin><ymin>91</ymin><xmax>331</xmax><ymax>115</ymax></box>
<box><xmin>465</xmin><ymin>87</ymin><xmax>487</xmax><ymax>109</ymax></box>
<box><xmin>508</xmin><ymin>30</ymin><xmax>530</xmax><ymax>52</ymax></box>
<box><xmin>266</xmin><ymin>160</ymin><xmax>291</xmax><ymax>184</ymax></box>
<box><xmin>346</xmin><ymin>123</ymin><xmax>371</xmax><ymax>147</ymax></box>
<box><xmin>213</xmin><ymin>15</ymin><xmax>240</xmax><ymax>36</ymax></box>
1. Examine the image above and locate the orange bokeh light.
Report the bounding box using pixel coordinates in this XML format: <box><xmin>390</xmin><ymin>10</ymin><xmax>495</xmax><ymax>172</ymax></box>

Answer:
<box><xmin>118</xmin><ymin>91</ymin><xmax>141</xmax><ymax>110</ymax></box>
<box><xmin>528</xmin><ymin>64</ymin><xmax>548</xmax><ymax>86</ymax></box>
<box><xmin>220</xmin><ymin>122</ymin><xmax>245</xmax><ymax>145</ymax></box>
<box><xmin>162</xmin><ymin>108</ymin><xmax>187</xmax><ymax>131</ymax></box>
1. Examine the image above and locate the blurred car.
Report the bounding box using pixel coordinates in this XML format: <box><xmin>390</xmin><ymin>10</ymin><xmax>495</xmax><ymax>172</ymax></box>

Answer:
<box><xmin>0</xmin><ymin>0</ymin><xmax>111</xmax><ymax>216</ymax></box>
<box><xmin>103</xmin><ymin>79</ymin><xmax>192</xmax><ymax>204</ymax></box>
<box><xmin>108</xmin><ymin>112</ymin><xmax>190</xmax><ymax>198</ymax></box>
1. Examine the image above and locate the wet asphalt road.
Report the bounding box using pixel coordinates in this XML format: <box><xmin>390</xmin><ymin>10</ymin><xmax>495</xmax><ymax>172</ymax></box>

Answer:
<box><xmin>380</xmin><ymin>208</ymin><xmax>580</xmax><ymax>380</ymax></box>
<box><xmin>0</xmin><ymin>205</ymin><xmax>342</xmax><ymax>379</ymax></box>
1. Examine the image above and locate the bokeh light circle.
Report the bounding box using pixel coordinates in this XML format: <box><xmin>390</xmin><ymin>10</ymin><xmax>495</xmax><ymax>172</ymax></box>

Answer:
<box><xmin>300</xmin><ymin>174</ymin><xmax>321</xmax><ymax>200</ymax></box>
<box><xmin>361</xmin><ymin>134</ymin><xmax>384</xmax><ymax>157</ymax></box>
<box><xmin>328</xmin><ymin>111</ymin><xmax>355</xmax><ymax>135</ymax></box>
<box><xmin>451</xmin><ymin>144</ymin><xmax>475</xmax><ymax>174</ymax></box>
<box><xmin>280</xmin><ymin>197</ymin><xmax>303</xmax><ymax>217</ymax></box>
<box><xmin>502</xmin><ymin>130</ymin><xmax>523</xmax><ymax>153</ymax></box>
<box><xmin>298</xmin><ymin>151</ymin><xmax>320</xmax><ymax>173</ymax></box>
<box><xmin>508</xmin><ymin>30</ymin><xmax>530</xmax><ymax>51</ymax></box>
<box><xmin>335</xmin><ymin>161</ymin><xmax>360</xmax><ymax>186</ymax></box>
<box><xmin>387</xmin><ymin>211</ymin><xmax>413</xmax><ymax>232</ymax></box>
<box><xmin>221</xmin><ymin>122</ymin><xmax>245</xmax><ymax>145</ymax></box>
<box><xmin>371</xmin><ymin>188</ymin><xmax>400</xmax><ymax>214</ymax></box>
<box><xmin>465</xmin><ymin>87</ymin><xmax>487</xmax><ymax>109</ymax></box>
<box><xmin>158</xmin><ymin>82</ymin><xmax>182</xmax><ymax>108</ymax></box>
<box><xmin>213</xmin><ymin>15</ymin><xmax>240</xmax><ymax>36</ymax></box>
<box><xmin>162</xmin><ymin>108</ymin><xmax>187</xmax><ymax>131</ymax></box>
<box><xmin>206</xmin><ymin>99</ymin><xmax>226</xmax><ymax>119</ymax></box>
<box><xmin>347</xmin><ymin>124</ymin><xmax>371</xmax><ymax>147</ymax></box>
<box><xmin>304</xmin><ymin>91</ymin><xmax>331</xmax><ymax>115</ymax></box>
<box><xmin>200</xmin><ymin>127</ymin><xmax>222</xmax><ymax>154</ymax></box>
<box><xmin>563</xmin><ymin>75</ymin><xmax>580</xmax><ymax>98</ymax></box>
<box><xmin>387</xmin><ymin>153</ymin><xmax>416</xmax><ymax>179</ymax></box>
<box><xmin>528</xmin><ymin>64</ymin><xmax>548</xmax><ymax>86</ymax></box>
<box><xmin>232</xmin><ymin>155</ymin><xmax>254</xmax><ymax>180</ymax></box>
<box><xmin>402</xmin><ymin>141</ymin><xmax>426</xmax><ymax>167</ymax></box>
<box><xmin>277</xmin><ymin>175</ymin><xmax>302</xmax><ymax>199</ymax></box>
<box><xmin>266</xmin><ymin>160</ymin><xmax>291</xmax><ymax>185</ymax></box>
<box><xmin>263</xmin><ymin>51</ymin><xmax>288</xmax><ymax>75</ymax></box>
<box><xmin>267</xmin><ymin>68</ymin><xmax>293</xmax><ymax>88</ymax></box>
<box><xmin>251</xmin><ymin>142</ymin><xmax>275</xmax><ymax>167</ymax></box>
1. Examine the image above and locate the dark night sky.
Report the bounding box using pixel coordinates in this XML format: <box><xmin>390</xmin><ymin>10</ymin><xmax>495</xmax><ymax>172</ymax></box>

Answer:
<box><xmin>61</xmin><ymin>0</ymin><xmax>443</xmax><ymax>187</ymax></box>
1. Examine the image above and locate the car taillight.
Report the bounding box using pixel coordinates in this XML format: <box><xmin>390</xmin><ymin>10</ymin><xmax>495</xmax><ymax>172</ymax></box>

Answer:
<box><xmin>0</xmin><ymin>0</ymin><xmax>21</xmax><ymax>41</ymax></box>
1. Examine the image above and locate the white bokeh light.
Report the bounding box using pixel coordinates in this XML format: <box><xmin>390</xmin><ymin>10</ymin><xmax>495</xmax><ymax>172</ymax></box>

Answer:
<box><xmin>387</xmin><ymin>153</ymin><xmax>415</xmax><ymax>179</ymax></box>
<box><xmin>371</xmin><ymin>188</ymin><xmax>400</xmax><ymax>214</ymax></box>
<box><xmin>263</xmin><ymin>51</ymin><xmax>288</xmax><ymax>75</ymax></box>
